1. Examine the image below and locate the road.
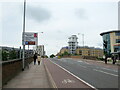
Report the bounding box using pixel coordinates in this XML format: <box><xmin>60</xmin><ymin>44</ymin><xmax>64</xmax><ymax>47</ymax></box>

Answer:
<box><xmin>49</xmin><ymin>58</ymin><xmax>118</xmax><ymax>89</ymax></box>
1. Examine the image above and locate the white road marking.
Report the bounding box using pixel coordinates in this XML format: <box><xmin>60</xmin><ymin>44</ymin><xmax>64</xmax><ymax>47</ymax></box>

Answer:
<box><xmin>79</xmin><ymin>65</ymin><xmax>87</xmax><ymax>68</ymax></box>
<box><xmin>77</xmin><ymin>61</ymin><xmax>90</xmax><ymax>65</ymax></box>
<box><xmin>77</xmin><ymin>61</ymin><xmax>83</xmax><ymax>62</ymax></box>
<box><xmin>62</xmin><ymin>79</ymin><xmax>75</xmax><ymax>84</ymax></box>
<box><xmin>84</xmin><ymin>62</ymin><xmax>90</xmax><ymax>64</ymax></box>
<box><xmin>93</xmin><ymin>69</ymin><xmax>118</xmax><ymax>77</ymax></box>
<box><xmin>96</xmin><ymin>67</ymin><xmax>118</xmax><ymax>72</ymax></box>
<box><xmin>49</xmin><ymin>60</ymin><xmax>97</xmax><ymax>90</ymax></box>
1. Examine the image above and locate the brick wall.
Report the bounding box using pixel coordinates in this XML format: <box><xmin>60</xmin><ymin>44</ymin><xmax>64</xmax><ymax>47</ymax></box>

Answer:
<box><xmin>2</xmin><ymin>57</ymin><xmax>33</xmax><ymax>86</ymax></box>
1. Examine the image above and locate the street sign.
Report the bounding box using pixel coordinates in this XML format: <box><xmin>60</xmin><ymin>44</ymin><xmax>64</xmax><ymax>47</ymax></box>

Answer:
<box><xmin>23</xmin><ymin>32</ymin><xmax>38</xmax><ymax>45</ymax></box>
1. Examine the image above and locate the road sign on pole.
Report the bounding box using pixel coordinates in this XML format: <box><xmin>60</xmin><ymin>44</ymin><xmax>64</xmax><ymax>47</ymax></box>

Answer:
<box><xmin>24</xmin><ymin>32</ymin><xmax>38</xmax><ymax>45</ymax></box>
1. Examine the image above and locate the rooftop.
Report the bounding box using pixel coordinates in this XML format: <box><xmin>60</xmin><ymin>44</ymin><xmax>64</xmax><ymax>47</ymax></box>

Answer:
<box><xmin>100</xmin><ymin>30</ymin><xmax>120</xmax><ymax>36</ymax></box>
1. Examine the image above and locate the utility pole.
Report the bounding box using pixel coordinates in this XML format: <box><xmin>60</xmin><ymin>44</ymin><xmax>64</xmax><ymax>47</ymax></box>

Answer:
<box><xmin>78</xmin><ymin>33</ymin><xmax>84</xmax><ymax>47</ymax></box>
<box><xmin>82</xmin><ymin>34</ymin><xmax>84</xmax><ymax>47</ymax></box>
<box><xmin>20</xmin><ymin>46</ymin><xmax>21</xmax><ymax>59</ymax></box>
<box><xmin>22</xmin><ymin>0</ymin><xmax>26</xmax><ymax>71</ymax></box>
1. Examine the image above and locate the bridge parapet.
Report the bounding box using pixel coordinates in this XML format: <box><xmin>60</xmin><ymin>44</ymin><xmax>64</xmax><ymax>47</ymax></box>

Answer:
<box><xmin>2</xmin><ymin>57</ymin><xmax>33</xmax><ymax>86</ymax></box>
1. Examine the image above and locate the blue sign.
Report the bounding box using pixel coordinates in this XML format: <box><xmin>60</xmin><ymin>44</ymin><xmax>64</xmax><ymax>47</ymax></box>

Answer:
<box><xmin>25</xmin><ymin>41</ymin><xmax>29</xmax><ymax>45</ymax></box>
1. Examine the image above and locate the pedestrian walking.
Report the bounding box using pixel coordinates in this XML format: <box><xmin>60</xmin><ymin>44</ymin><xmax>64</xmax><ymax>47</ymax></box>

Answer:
<box><xmin>33</xmin><ymin>53</ymin><xmax>37</xmax><ymax>65</ymax></box>
<box><xmin>104</xmin><ymin>55</ymin><xmax>108</xmax><ymax>64</ymax></box>
<box><xmin>37</xmin><ymin>55</ymin><xmax>41</xmax><ymax>65</ymax></box>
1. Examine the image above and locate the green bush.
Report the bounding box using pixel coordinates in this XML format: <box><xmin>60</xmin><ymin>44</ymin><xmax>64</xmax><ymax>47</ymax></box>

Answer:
<box><xmin>50</xmin><ymin>54</ymin><xmax>55</xmax><ymax>58</ymax></box>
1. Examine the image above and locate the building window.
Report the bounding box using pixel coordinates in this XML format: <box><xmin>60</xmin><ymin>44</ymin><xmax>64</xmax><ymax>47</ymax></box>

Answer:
<box><xmin>88</xmin><ymin>50</ymin><xmax>90</xmax><ymax>56</ymax></box>
<box><xmin>116</xmin><ymin>39</ymin><xmax>120</xmax><ymax>43</ymax></box>
<box><xmin>114</xmin><ymin>46</ymin><xmax>120</xmax><ymax>52</ymax></box>
<box><xmin>115</xmin><ymin>32</ymin><xmax>120</xmax><ymax>36</ymax></box>
<box><xmin>79</xmin><ymin>50</ymin><xmax>82</xmax><ymax>55</ymax></box>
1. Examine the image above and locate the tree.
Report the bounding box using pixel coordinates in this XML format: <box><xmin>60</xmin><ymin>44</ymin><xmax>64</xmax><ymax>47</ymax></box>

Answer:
<box><xmin>103</xmin><ymin>40</ymin><xmax>108</xmax><ymax>64</ymax></box>
<box><xmin>63</xmin><ymin>51</ymin><xmax>71</xmax><ymax>56</ymax></box>
<box><xmin>103</xmin><ymin>40</ymin><xmax>107</xmax><ymax>49</ymax></box>
<box><xmin>2</xmin><ymin>50</ymin><xmax>9</xmax><ymax>61</ymax></box>
<box><xmin>9</xmin><ymin>48</ymin><xmax>17</xmax><ymax>59</ymax></box>
<box><xmin>50</xmin><ymin>54</ymin><xmax>55</xmax><ymax>58</ymax></box>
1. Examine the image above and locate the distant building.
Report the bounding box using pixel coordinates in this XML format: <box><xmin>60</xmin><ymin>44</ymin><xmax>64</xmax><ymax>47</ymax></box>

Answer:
<box><xmin>100</xmin><ymin>30</ymin><xmax>120</xmax><ymax>56</ymax></box>
<box><xmin>76</xmin><ymin>46</ymin><xmax>103</xmax><ymax>58</ymax></box>
<box><xmin>59</xmin><ymin>46</ymin><xmax>69</xmax><ymax>54</ymax></box>
<box><xmin>59</xmin><ymin>46</ymin><xmax>103</xmax><ymax>58</ymax></box>
<box><xmin>68</xmin><ymin>35</ymin><xmax>78</xmax><ymax>54</ymax></box>
<box><xmin>36</xmin><ymin>45</ymin><xmax>45</xmax><ymax>56</ymax></box>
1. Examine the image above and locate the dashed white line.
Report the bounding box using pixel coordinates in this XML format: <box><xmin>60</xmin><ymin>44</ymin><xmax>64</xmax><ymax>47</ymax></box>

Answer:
<box><xmin>77</xmin><ymin>61</ymin><xmax>83</xmax><ymax>62</ymax></box>
<box><xmin>93</xmin><ymin>69</ymin><xmax>118</xmax><ymax>77</ymax></box>
<box><xmin>84</xmin><ymin>62</ymin><xmax>90</xmax><ymax>64</ymax></box>
<box><xmin>79</xmin><ymin>65</ymin><xmax>87</xmax><ymax>68</ymax></box>
<box><xmin>101</xmin><ymin>67</ymin><xmax>118</xmax><ymax>72</ymax></box>
<box><xmin>96</xmin><ymin>67</ymin><xmax>118</xmax><ymax>72</ymax></box>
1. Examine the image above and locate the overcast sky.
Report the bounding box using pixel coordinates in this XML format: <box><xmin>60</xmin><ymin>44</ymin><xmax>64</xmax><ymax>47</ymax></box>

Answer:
<box><xmin>1</xmin><ymin>0</ymin><xmax>119</xmax><ymax>56</ymax></box>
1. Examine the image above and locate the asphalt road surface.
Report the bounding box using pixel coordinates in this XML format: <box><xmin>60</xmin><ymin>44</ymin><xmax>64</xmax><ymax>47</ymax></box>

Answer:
<box><xmin>50</xmin><ymin>58</ymin><xmax>118</xmax><ymax>89</ymax></box>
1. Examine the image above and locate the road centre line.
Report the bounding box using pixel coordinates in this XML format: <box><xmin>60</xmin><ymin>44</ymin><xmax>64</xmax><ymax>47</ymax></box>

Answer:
<box><xmin>79</xmin><ymin>65</ymin><xmax>87</xmax><ymax>68</ymax></box>
<box><xmin>77</xmin><ymin>61</ymin><xmax>83</xmax><ymax>62</ymax></box>
<box><xmin>77</xmin><ymin>61</ymin><xmax>90</xmax><ymax>65</ymax></box>
<box><xmin>96</xmin><ymin>67</ymin><xmax>118</xmax><ymax>72</ymax></box>
<box><xmin>49</xmin><ymin>60</ymin><xmax>97</xmax><ymax>90</ymax></box>
<box><xmin>93</xmin><ymin>69</ymin><xmax>118</xmax><ymax>77</ymax></box>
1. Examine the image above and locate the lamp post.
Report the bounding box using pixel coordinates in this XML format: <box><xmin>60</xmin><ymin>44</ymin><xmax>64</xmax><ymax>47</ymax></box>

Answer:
<box><xmin>22</xmin><ymin>0</ymin><xmax>26</xmax><ymax>71</ymax></box>
<box><xmin>78</xmin><ymin>33</ymin><xmax>84</xmax><ymax>47</ymax></box>
<box><xmin>20</xmin><ymin>46</ymin><xmax>21</xmax><ymax>59</ymax></box>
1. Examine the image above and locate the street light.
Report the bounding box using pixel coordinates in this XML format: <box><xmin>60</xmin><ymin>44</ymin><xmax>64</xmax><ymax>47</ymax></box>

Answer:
<box><xmin>78</xmin><ymin>33</ymin><xmax>84</xmax><ymax>47</ymax></box>
<box><xmin>22</xmin><ymin>0</ymin><xmax>26</xmax><ymax>71</ymax></box>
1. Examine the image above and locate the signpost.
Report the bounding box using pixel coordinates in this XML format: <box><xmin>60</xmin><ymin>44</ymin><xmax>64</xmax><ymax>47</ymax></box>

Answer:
<box><xmin>22</xmin><ymin>32</ymin><xmax>38</xmax><ymax>70</ymax></box>
<box><xmin>22</xmin><ymin>0</ymin><xmax>38</xmax><ymax>71</ymax></box>
<box><xmin>24</xmin><ymin>32</ymin><xmax>38</xmax><ymax>45</ymax></box>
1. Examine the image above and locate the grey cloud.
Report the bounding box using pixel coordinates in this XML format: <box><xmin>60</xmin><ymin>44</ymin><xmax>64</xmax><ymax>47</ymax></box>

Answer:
<box><xmin>26</xmin><ymin>5</ymin><xmax>51</xmax><ymax>22</ymax></box>
<box><xmin>75</xmin><ymin>8</ymin><xmax>88</xmax><ymax>19</ymax></box>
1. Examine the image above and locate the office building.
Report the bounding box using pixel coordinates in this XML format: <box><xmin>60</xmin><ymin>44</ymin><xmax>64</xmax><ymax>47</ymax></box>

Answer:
<box><xmin>100</xmin><ymin>30</ymin><xmax>120</xmax><ymax>56</ymax></box>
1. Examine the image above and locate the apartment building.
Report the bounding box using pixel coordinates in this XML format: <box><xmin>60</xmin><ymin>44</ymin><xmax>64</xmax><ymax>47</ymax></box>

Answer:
<box><xmin>59</xmin><ymin>46</ymin><xmax>103</xmax><ymax>58</ymax></box>
<box><xmin>68</xmin><ymin>35</ymin><xmax>78</xmax><ymax>54</ymax></box>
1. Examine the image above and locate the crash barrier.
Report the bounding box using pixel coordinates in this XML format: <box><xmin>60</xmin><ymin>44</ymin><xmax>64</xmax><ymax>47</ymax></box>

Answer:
<box><xmin>2</xmin><ymin>57</ymin><xmax>33</xmax><ymax>86</ymax></box>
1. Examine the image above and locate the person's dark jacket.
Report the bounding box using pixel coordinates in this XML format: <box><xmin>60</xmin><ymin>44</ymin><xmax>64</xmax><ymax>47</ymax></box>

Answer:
<box><xmin>33</xmin><ymin>54</ymin><xmax>37</xmax><ymax>60</ymax></box>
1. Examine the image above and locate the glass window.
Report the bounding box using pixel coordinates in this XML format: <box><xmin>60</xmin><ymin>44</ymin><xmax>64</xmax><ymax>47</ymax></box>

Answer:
<box><xmin>102</xmin><ymin>34</ymin><xmax>111</xmax><ymax>55</ymax></box>
<box><xmin>116</xmin><ymin>39</ymin><xmax>120</xmax><ymax>43</ymax></box>
<box><xmin>115</xmin><ymin>32</ymin><xmax>120</xmax><ymax>36</ymax></box>
<box><xmin>114</xmin><ymin>46</ymin><xmax>120</xmax><ymax>52</ymax></box>
<box><xmin>79</xmin><ymin>50</ymin><xmax>82</xmax><ymax>55</ymax></box>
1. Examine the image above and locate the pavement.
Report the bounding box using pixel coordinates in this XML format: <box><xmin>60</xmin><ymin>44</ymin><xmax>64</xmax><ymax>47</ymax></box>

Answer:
<box><xmin>3</xmin><ymin>59</ymin><xmax>51</xmax><ymax>88</ymax></box>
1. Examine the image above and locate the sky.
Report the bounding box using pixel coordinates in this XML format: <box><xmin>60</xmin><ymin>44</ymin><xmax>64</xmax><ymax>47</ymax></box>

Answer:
<box><xmin>1</xmin><ymin>0</ymin><xmax>119</xmax><ymax>56</ymax></box>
